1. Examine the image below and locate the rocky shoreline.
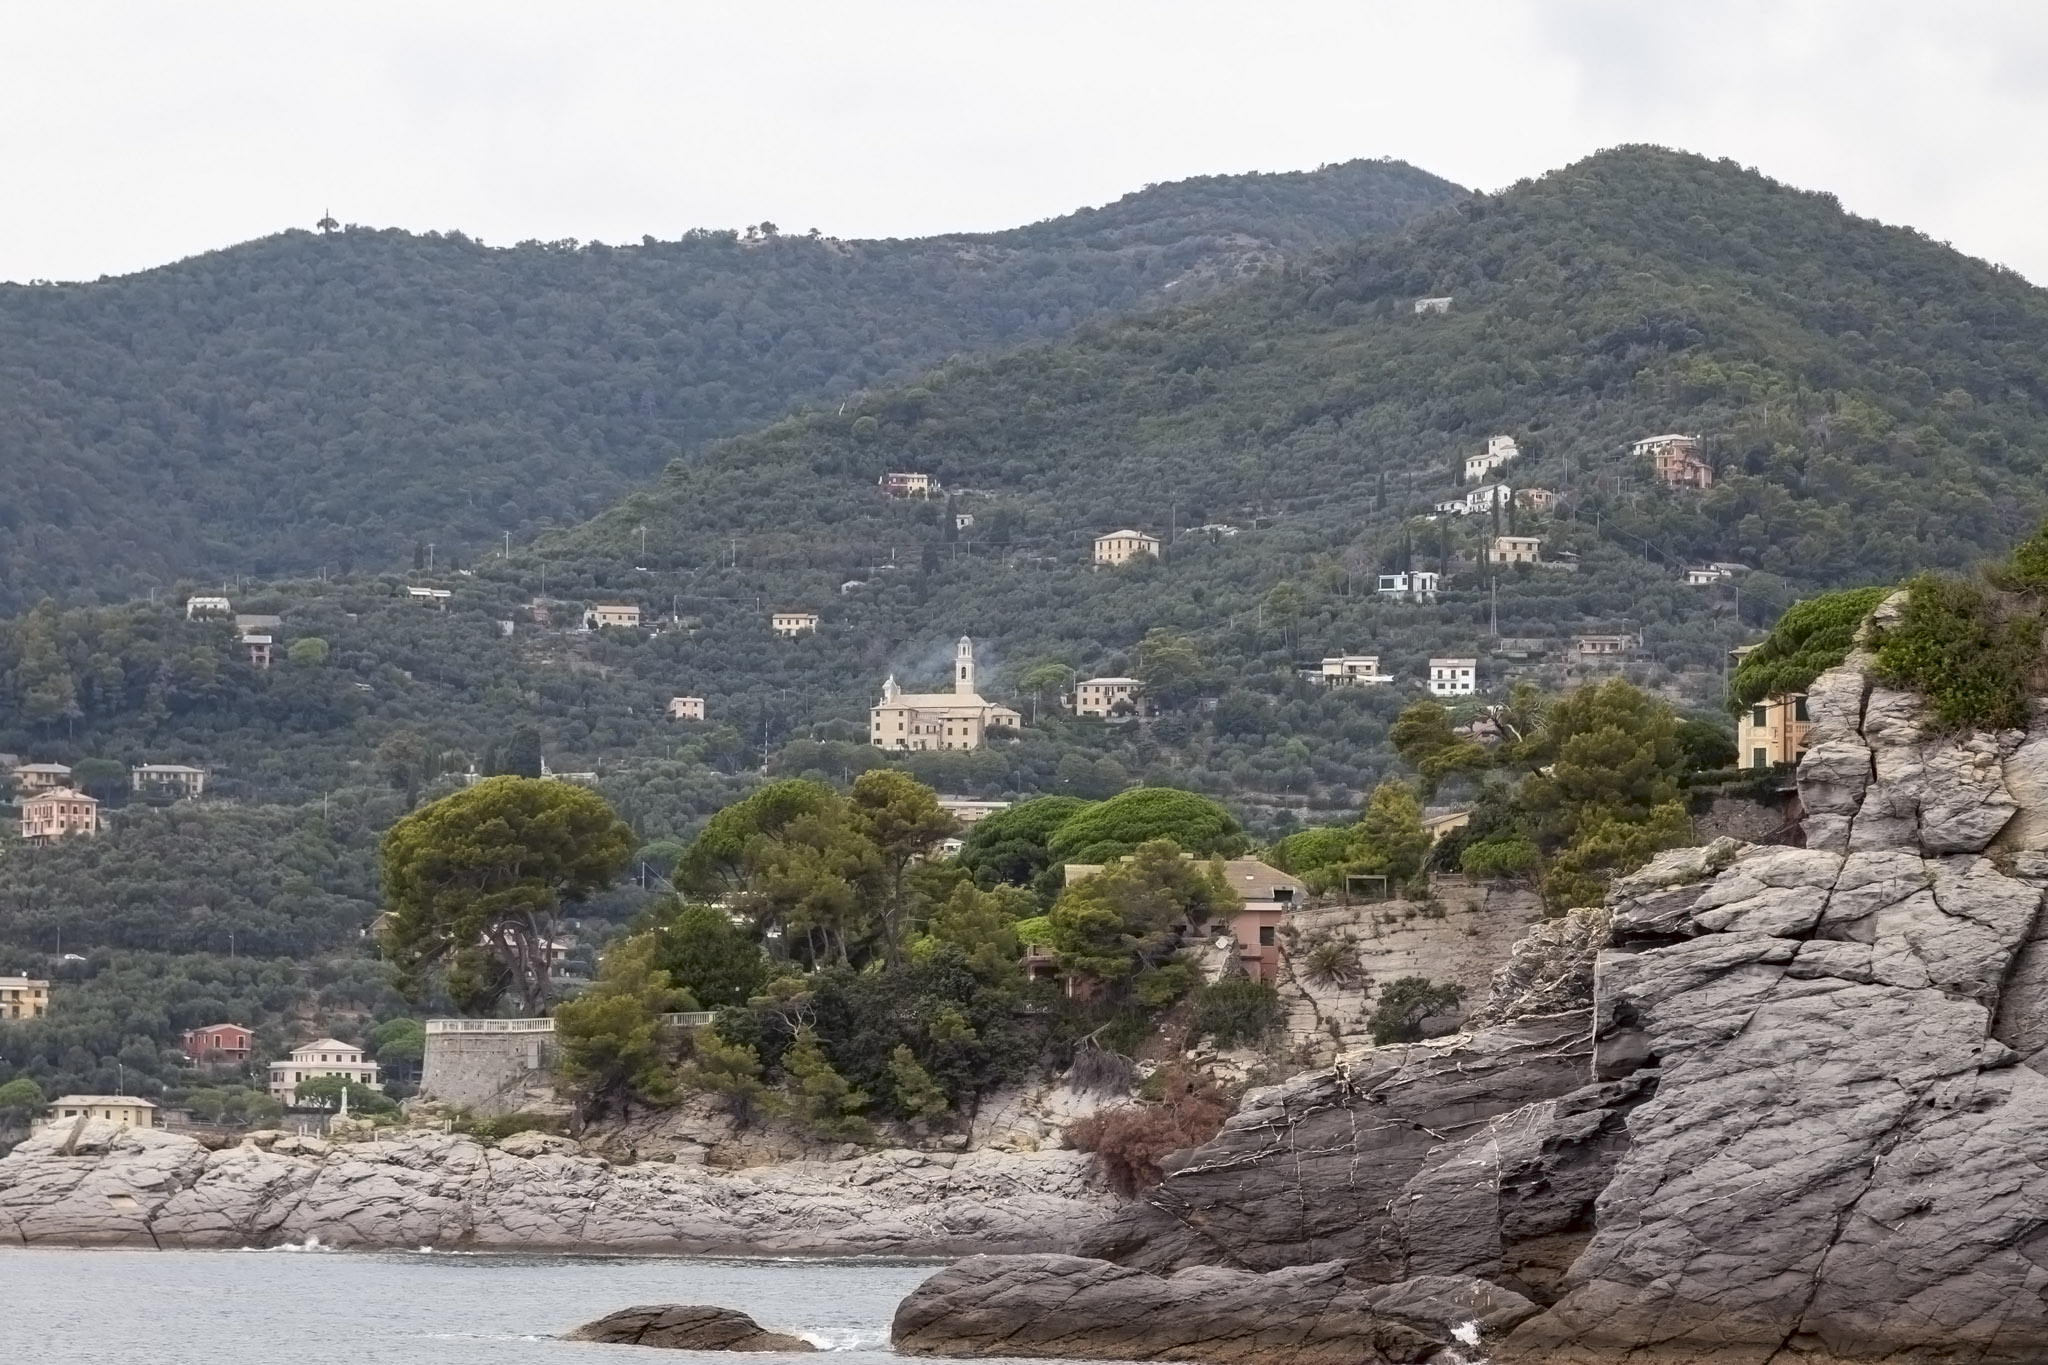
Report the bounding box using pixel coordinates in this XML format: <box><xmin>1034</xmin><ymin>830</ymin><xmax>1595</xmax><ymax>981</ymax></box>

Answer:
<box><xmin>0</xmin><ymin>1123</ymin><xmax>1108</xmax><ymax>1255</ymax></box>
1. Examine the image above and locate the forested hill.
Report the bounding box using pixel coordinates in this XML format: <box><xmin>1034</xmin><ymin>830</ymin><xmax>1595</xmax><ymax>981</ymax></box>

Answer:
<box><xmin>0</xmin><ymin>159</ymin><xmax>1462</xmax><ymax>610</ymax></box>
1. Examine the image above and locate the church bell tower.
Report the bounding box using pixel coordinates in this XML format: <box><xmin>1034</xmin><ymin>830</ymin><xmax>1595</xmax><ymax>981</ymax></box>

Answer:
<box><xmin>955</xmin><ymin>636</ymin><xmax>975</xmax><ymax>696</ymax></box>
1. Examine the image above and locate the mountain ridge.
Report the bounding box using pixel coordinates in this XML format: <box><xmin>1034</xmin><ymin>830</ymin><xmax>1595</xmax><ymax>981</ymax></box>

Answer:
<box><xmin>0</xmin><ymin>158</ymin><xmax>1463</xmax><ymax>609</ymax></box>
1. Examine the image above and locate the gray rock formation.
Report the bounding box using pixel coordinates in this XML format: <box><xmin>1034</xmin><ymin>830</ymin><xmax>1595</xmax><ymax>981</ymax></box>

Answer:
<box><xmin>568</xmin><ymin>1304</ymin><xmax>815</xmax><ymax>1350</ymax></box>
<box><xmin>891</xmin><ymin>1253</ymin><xmax>1539</xmax><ymax>1363</ymax></box>
<box><xmin>0</xmin><ymin>1123</ymin><xmax>1107</xmax><ymax>1254</ymax></box>
<box><xmin>1078</xmin><ymin>1014</ymin><xmax>1599</xmax><ymax>1279</ymax></box>
<box><xmin>1499</xmin><ymin>651</ymin><xmax>2048</xmax><ymax>1363</ymax></box>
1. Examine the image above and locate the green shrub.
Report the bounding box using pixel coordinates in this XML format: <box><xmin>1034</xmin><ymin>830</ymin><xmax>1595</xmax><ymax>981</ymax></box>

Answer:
<box><xmin>1728</xmin><ymin>585</ymin><xmax>1891</xmax><ymax>712</ymax></box>
<box><xmin>1366</xmin><ymin>977</ymin><xmax>1465</xmax><ymax>1045</ymax></box>
<box><xmin>1188</xmin><ymin>979</ymin><xmax>1282</xmax><ymax>1048</ymax></box>
<box><xmin>1872</xmin><ymin>574</ymin><xmax>2042</xmax><ymax>731</ymax></box>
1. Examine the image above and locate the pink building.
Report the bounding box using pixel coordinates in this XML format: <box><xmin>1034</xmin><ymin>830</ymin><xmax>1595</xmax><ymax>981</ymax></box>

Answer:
<box><xmin>1217</xmin><ymin>858</ymin><xmax>1308</xmax><ymax>984</ymax></box>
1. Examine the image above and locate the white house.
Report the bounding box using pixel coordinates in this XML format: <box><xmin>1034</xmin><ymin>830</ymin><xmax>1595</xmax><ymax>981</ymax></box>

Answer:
<box><xmin>1684</xmin><ymin>566</ymin><xmax>1731</xmax><ymax>586</ymax></box>
<box><xmin>1464</xmin><ymin>436</ymin><xmax>1520</xmax><ymax>483</ymax></box>
<box><xmin>184</xmin><ymin>596</ymin><xmax>233</xmax><ymax>619</ymax></box>
<box><xmin>1320</xmin><ymin>656</ymin><xmax>1394</xmax><ymax>687</ymax></box>
<box><xmin>405</xmin><ymin>586</ymin><xmax>452</xmax><ymax>606</ymax></box>
<box><xmin>585</xmin><ymin>603</ymin><xmax>642</xmax><ymax>629</ymax></box>
<box><xmin>1413</xmin><ymin>296</ymin><xmax>1453</xmax><ymax>315</ymax></box>
<box><xmin>1434</xmin><ymin>483</ymin><xmax>1511</xmax><ymax>517</ymax></box>
<box><xmin>1427</xmin><ymin>657</ymin><xmax>1478</xmax><ymax>697</ymax></box>
<box><xmin>771</xmin><ymin>610</ymin><xmax>821</xmax><ymax>638</ymax></box>
<box><xmin>1375</xmin><ymin>571</ymin><xmax>1440</xmax><ymax>601</ymax></box>
<box><xmin>667</xmin><ymin>696</ymin><xmax>705</xmax><ymax>721</ymax></box>
<box><xmin>269</xmin><ymin>1038</ymin><xmax>382</xmax><ymax>1106</ymax></box>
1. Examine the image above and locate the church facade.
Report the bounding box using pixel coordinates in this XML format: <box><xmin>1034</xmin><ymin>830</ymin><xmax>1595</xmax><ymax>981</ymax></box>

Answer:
<box><xmin>870</xmin><ymin>637</ymin><xmax>1022</xmax><ymax>751</ymax></box>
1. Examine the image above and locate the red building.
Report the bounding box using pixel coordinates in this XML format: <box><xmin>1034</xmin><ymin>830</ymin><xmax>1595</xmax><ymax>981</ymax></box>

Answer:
<box><xmin>182</xmin><ymin>1023</ymin><xmax>254</xmax><ymax>1065</ymax></box>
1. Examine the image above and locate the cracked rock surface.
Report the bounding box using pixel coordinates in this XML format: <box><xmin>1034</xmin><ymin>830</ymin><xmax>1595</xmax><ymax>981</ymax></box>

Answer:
<box><xmin>1503</xmin><ymin>653</ymin><xmax>2048</xmax><ymax>1364</ymax></box>
<box><xmin>891</xmin><ymin>1253</ymin><xmax>1540</xmax><ymax>1363</ymax></box>
<box><xmin>0</xmin><ymin>1124</ymin><xmax>1106</xmax><ymax>1254</ymax></box>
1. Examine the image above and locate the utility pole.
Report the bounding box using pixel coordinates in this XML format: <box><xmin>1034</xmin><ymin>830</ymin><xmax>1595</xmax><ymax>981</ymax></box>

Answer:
<box><xmin>637</xmin><ymin>524</ymin><xmax>647</xmax><ymax>560</ymax></box>
<box><xmin>427</xmin><ymin>543</ymin><xmax>435</xmax><ymax>571</ymax></box>
<box><xmin>504</xmin><ymin>531</ymin><xmax>511</xmax><ymax>559</ymax></box>
<box><xmin>1490</xmin><ymin>576</ymin><xmax>1499</xmax><ymax>637</ymax></box>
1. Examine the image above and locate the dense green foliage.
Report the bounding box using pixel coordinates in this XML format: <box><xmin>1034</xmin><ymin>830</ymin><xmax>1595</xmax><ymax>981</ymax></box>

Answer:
<box><xmin>0</xmin><ymin>162</ymin><xmax>1459</xmax><ymax>606</ymax></box>
<box><xmin>1870</xmin><ymin>523</ymin><xmax>2048</xmax><ymax>731</ymax></box>
<box><xmin>380</xmin><ymin>777</ymin><xmax>636</xmax><ymax>1013</ymax></box>
<box><xmin>1728</xmin><ymin>586</ymin><xmax>1891</xmax><ymax>710</ymax></box>
<box><xmin>1367</xmin><ymin>977</ymin><xmax>1466</xmax><ymax>1045</ymax></box>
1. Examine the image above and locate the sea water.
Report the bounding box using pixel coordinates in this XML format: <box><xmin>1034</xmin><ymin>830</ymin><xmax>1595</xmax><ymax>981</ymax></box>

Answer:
<box><xmin>2</xmin><ymin>1247</ymin><xmax>946</xmax><ymax>1363</ymax></box>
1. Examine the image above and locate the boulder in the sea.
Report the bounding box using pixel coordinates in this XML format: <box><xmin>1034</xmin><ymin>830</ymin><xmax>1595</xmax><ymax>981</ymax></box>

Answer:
<box><xmin>568</xmin><ymin>1304</ymin><xmax>815</xmax><ymax>1351</ymax></box>
<box><xmin>891</xmin><ymin>1253</ymin><xmax>1537</xmax><ymax>1363</ymax></box>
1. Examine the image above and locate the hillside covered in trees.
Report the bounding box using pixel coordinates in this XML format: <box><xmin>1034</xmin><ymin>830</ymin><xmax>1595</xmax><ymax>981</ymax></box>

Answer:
<box><xmin>0</xmin><ymin>159</ymin><xmax>1462</xmax><ymax>609</ymax></box>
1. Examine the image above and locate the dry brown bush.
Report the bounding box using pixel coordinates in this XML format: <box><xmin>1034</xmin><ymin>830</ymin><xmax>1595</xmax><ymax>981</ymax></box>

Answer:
<box><xmin>1065</xmin><ymin>1070</ymin><xmax>1231</xmax><ymax>1196</ymax></box>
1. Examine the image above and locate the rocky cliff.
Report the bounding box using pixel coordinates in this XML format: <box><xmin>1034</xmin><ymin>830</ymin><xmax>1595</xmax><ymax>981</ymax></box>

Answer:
<box><xmin>0</xmin><ymin>1124</ymin><xmax>1107</xmax><ymax>1254</ymax></box>
<box><xmin>898</xmin><ymin>643</ymin><xmax>2048</xmax><ymax>1363</ymax></box>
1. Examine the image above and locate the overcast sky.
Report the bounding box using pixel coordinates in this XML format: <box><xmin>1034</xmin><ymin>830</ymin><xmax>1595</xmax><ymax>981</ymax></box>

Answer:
<box><xmin>5</xmin><ymin>1</ymin><xmax>2046</xmax><ymax>283</ymax></box>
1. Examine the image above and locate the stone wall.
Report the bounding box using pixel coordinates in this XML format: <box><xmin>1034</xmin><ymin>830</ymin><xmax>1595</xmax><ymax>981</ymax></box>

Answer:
<box><xmin>1277</xmin><ymin>879</ymin><xmax>1544</xmax><ymax>1061</ymax></box>
<box><xmin>419</xmin><ymin>1025</ymin><xmax>558</xmax><ymax>1114</ymax></box>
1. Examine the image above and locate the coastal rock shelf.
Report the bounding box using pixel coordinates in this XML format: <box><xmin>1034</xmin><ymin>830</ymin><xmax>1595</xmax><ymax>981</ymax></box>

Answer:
<box><xmin>0</xmin><ymin>1125</ymin><xmax>1107</xmax><ymax>1255</ymax></box>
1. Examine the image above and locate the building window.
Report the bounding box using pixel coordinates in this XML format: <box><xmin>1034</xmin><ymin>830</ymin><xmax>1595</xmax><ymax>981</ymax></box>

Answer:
<box><xmin>1258</xmin><ymin>926</ymin><xmax>1275</xmax><ymax>947</ymax></box>
<box><xmin>1753</xmin><ymin>748</ymin><xmax>1767</xmax><ymax>770</ymax></box>
<box><xmin>1751</xmin><ymin>705</ymin><xmax>1768</xmax><ymax>729</ymax></box>
<box><xmin>1794</xmin><ymin>697</ymin><xmax>1810</xmax><ymax>723</ymax></box>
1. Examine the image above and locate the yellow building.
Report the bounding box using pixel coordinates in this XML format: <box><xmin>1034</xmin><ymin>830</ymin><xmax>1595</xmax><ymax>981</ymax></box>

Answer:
<box><xmin>585</xmin><ymin>603</ymin><xmax>642</xmax><ymax>629</ymax></box>
<box><xmin>21</xmin><ymin>789</ymin><xmax>100</xmax><ymax>845</ymax></box>
<box><xmin>39</xmin><ymin>1096</ymin><xmax>158</xmax><ymax>1130</ymax></box>
<box><xmin>12</xmin><ymin>762</ymin><xmax>73</xmax><ymax>793</ymax></box>
<box><xmin>1073</xmin><ymin>676</ymin><xmax>1141</xmax><ymax>717</ymax></box>
<box><xmin>871</xmin><ymin>638</ymin><xmax>1022</xmax><ymax>751</ymax></box>
<box><xmin>1092</xmin><ymin>530</ymin><xmax>1160</xmax><ymax>567</ymax></box>
<box><xmin>880</xmin><ymin>471</ymin><xmax>936</xmax><ymax>498</ymax></box>
<box><xmin>667</xmin><ymin>696</ymin><xmax>705</xmax><ymax>721</ymax></box>
<box><xmin>771</xmin><ymin>610</ymin><xmax>821</xmax><ymax>638</ymax></box>
<box><xmin>1490</xmin><ymin>535</ymin><xmax>1542</xmax><ymax>565</ymax></box>
<box><xmin>1740</xmin><ymin>694</ymin><xmax>1812</xmax><ymax>770</ymax></box>
<box><xmin>131</xmin><ymin>764</ymin><xmax>207</xmax><ymax>799</ymax></box>
<box><xmin>0</xmin><ymin>974</ymin><xmax>49</xmax><ymax>1019</ymax></box>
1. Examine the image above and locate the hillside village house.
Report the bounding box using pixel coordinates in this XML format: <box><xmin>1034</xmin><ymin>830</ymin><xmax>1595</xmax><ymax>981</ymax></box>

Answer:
<box><xmin>955</xmin><ymin>512</ymin><xmax>975</xmax><ymax>531</ymax></box>
<box><xmin>771</xmin><ymin>610</ymin><xmax>821</xmax><ymax>638</ymax></box>
<box><xmin>1434</xmin><ymin>483</ymin><xmax>1510</xmax><ymax>517</ymax></box>
<box><xmin>937</xmin><ymin>796</ymin><xmax>1011</xmax><ymax>826</ymax></box>
<box><xmin>1515</xmin><ymin>488</ymin><xmax>1558</xmax><ymax>513</ymax></box>
<box><xmin>234</xmin><ymin>613</ymin><xmax>283</xmax><ymax>636</ymax></box>
<box><xmin>880</xmin><ymin>471</ymin><xmax>936</xmax><ymax>498</ymax></box>
<box><xmin>1093</xmin><ymin>529</ymin><xmax>1160</xmax><ymax>567</ymax></box>
<box><xmin>585</xmin><ymin>603</ymin><xmax>642</xmax><ymax>629</ymax></box>
<box><xmin>269</xmin><ymin>1038</ymin><xmax>382</xmax><ymax>1106</ymax></box>
<box><xmin>1320</xmin><ymin>655</ymin><xmax>1394</xmax><ymax>687</ymax></box>
<box><xmin>1636</xmin><ymin>433</ymin><xmax>1714</xmax><ymax>489</ymax></box>
<box><xmin>667</xmin><ymin>696</ymin><xmax>705</xmax><ymax>722</ymax></box>
<box><xmin>1072</xmin><ymin>676</ymin><xmax>1142</xmax><ymax>718</ymax></box>
<box><xmin>404</xmin><ymin>586</ymin><xmax>453</xmax><ymax>606</ymax></box>
<box><xmin>1574</xmin><ymin>632</ymin><xmax>1638</xmax><ymax>662</ymax></box>
<box><xmin>1464</xmin><ymin>435</ymin><xmax>1520</xmax><ymax>483</ymax></box>
<box><xmin>1423</xmin><ymin>809</ymin><xmax>1473</xmax><ymax>844</ymax></box>
<box><xmin>241</xmin><ymin>632</ymin><xmax>273</xmax><ymax>669</ymax></box>
<box><xmin>12</xmin><ymin>762</ymin><xmax>73</xmax><ymax>793</ymax></box>
<box><xmin>870</xmin><ymin>638</ymin><xmax>1022</xmax><ymax>752</ymax></box>
<box><xmin>1413</xmin><ymin>296</ymin><xmax>1453</xmax><ymax>315</ymax></box>
<box><xmin>1427</xmin><ymin>658</ymin><xmax>1478</xmax><ymax>697</ymax></box>
<box><xmin>181</xmin><ymin>1023</ymin><xmax>253</xmax><ymax>1064</ymax></box>
<box><xmin>0</xmin><ymin>975</ymin><xmax>49</xmax><ymax>1019</ymax></box>
<box><xmin>131</xmin><ymin>763</ymin><xmax>207</xmax><ymax>800</ymax></box>
<box><xmin>1741</xmin><ymin>694</ymin><xmax>1813</xmax><ymax>770</ymax></box>
<box><xmin>1490</xmin><ymin>535</ymin><xmax>1542</xmax><ymax>565</ymax></box>
<box><xmin>184</xmin><ymin>595</ymin><xmax>232</xmax><ymax>619</ymax></box>
<box><xmin>1218</xmin><ymin>858</ymin><xmax>1308</xmax><ymax>984</ymax></box>
<box><xmin>1375</xmin><ymin>571</ymin><xmax>1440</xmax><ymax>601</ymax></box>
<box><xmin>38</xmin><ymin>1096</ymin><xmax>159</xmax><ymax>1131</ymax></box>
<box><xmin>21</xmin><ymin>789</ymin><xmax>99</xmax><ymax>844</ymax></box>
<box><xmin>1684</xmin><ymin>565</ymin><xmax>1732</xmax><ymax>586</ymax></box>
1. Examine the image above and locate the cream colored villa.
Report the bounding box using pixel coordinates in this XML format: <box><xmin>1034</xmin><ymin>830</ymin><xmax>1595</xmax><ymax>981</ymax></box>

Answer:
<box><xmin>38</xmin><ymin>1096</ymin><xmax>159</xmax><ymax>1131</ymax></box>
<box><xmin>771</xmin><ymin>610</ymin><xmax>821</xmax><ymax>638</ymax></box>
<box><xmin>0</xmin><ymin>974</ymin><xmax>49</xmax><ymax>1019</ymax></box>
<box><xmin>21</xmin><ymin>789</ymin><xmax>99</xmax><ymax>845</ymax></box>
<box><xmin>871</xmin><ymin>638</ymin><xmax>1022</xmax><ymax>751</ymax></box>
<box><xmin>1093</xmin><ymin>530</ymin><xmax>1160</xmax><ymax>567</ymax></box>
<box><xmin>269</xmin><ymin>1038</ymin><xmax>382</xmax><ymax>1105</ymax></box>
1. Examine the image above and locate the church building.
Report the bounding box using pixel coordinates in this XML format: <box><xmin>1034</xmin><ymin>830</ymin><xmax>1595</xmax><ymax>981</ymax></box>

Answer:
<box><xmin>870</xmin><ymin>638</ymin><xmax>1022</xmax><ymax>751</ymax></box>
